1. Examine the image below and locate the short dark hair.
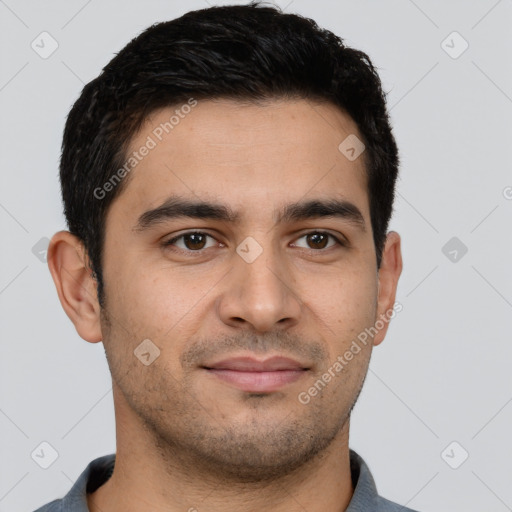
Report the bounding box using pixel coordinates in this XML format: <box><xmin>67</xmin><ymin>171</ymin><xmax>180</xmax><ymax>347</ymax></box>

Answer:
<box><xmin>60</xmin><ymin>1</ymin><xmax>399</xmax><ymax>307</ymax></box>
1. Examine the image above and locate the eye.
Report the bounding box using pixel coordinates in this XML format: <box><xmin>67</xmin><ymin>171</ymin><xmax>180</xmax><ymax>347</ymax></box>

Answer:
<box><xmin>291</xmin><ymin>231</ymin><xmax>343</xmax><ymax>251</ymax></box>
<box><xmin>163</xmin><ymin>231</ymin><xmax>219</xmax><ymax>252</ymax></box>
<box><xmin>162</xmin><ymin>230</ymin><xmax>344</xmax><ymax>254</ymax></box>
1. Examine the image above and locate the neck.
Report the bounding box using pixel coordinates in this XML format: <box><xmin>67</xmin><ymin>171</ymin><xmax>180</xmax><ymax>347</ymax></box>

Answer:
<box><xmin>88</xmin><ymin>388</ymin><xmax>354</xmax><ymax>512</ymax></box>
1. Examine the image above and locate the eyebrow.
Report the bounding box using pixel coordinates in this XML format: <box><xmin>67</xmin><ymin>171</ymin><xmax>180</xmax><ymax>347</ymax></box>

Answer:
<box><xmin>133</xmin><ymin>196</ymin><xmax>366</xmax><ymax>232</ymax></box>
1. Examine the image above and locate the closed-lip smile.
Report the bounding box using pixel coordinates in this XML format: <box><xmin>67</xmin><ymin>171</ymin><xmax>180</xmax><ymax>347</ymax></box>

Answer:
<box><xmin>202</xmin><ymin>355</ymin><xmax>309</xmax><ymax>392</ymax></box>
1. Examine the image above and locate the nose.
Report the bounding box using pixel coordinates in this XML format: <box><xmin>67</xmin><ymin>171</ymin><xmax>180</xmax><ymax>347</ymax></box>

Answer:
<box><xmin>217</xmin><ymin>242</ymin><xmax>302</xmax><ymax>333</ymax></box>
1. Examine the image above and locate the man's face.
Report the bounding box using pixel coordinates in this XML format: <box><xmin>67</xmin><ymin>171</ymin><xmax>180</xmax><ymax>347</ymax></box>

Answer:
<box><xmin>99</xmin><ymin>99</ymin><xmax>389</xmax><ymax>481</ymax></box>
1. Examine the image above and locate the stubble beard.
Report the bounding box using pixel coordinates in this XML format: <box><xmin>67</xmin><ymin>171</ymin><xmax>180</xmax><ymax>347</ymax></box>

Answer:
<box><xmin>100</xmin><ymin>305</ymin><xmax>369</xmax><ymax>485</ymax></box>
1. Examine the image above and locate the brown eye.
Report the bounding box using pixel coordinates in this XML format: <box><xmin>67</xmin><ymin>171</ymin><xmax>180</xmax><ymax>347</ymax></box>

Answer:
<box><xmin>306</xmin><ymin>233</ymin><xmax>329</xmax><ymax>249</ymax></box>
<box><xmin>182</xmin><ymin>233</ymin><xmax>207</xmax><ymax>250</ymax></box>
<box><xmin>292</xmin><ymin>231</ymin><xmax>342</xmax><ymax>251</ymax></box>
<box><xmin>164</xmin><ymin>232</ymin><xmax>216</xmax><ymax>251</ymax></box>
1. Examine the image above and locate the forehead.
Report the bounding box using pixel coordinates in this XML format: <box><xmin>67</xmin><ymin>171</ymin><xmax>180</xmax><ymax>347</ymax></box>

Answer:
<box><xmin>110</xmin><ymin>98</ymin><xmax>369</xmax><ymax>224</ymax></box>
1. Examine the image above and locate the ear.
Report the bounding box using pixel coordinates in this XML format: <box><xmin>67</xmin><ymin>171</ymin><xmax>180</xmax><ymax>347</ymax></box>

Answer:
<box><xmin>47</xmin><ymin>230</ymin><xmax>103</xmax><ymax>343</ymax></box>
<box><xmin>373</xmin><ymin>231</ymin><xmax>403</xmax><ymax>346</ymax></box>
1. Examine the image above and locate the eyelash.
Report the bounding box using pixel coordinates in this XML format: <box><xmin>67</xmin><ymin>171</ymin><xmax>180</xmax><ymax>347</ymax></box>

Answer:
<box><xmin>162</xmin><ymin>230</ymin><xmax>345</xmax><ymax>255</ymax></box>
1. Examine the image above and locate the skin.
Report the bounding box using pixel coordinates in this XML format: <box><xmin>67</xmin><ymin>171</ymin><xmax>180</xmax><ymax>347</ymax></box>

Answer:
<box><xmin>48</xmin><ymin>98</ymin><xmax>402</xmax><ymax>512</ymax></box>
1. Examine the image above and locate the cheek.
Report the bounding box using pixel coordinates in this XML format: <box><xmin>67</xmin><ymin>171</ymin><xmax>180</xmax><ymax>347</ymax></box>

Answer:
<box><xmin>101</xmin><ymin>269</ymin><xmax>199</xmax><ymax>385</ymax></box>
<box><xmin>107</xmin><ymin>263</ymin><xmax>215</xmax><ymax>344</ymax></box>
<box><xmin>305</xmin><ymin>266</ymin><xmax>378</xmax><ymax>349</ymax></box>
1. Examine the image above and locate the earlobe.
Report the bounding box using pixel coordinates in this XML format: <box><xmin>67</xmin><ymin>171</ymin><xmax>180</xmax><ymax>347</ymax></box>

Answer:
<box><xmin>373</xmin><ymin>231</ymin><xmax>403</xmax><ymax>347</ymax></box>
<box><xmin>47</xmin><ymin>230</ymin><xmax>103</xmax><ymax>343</ymax></box>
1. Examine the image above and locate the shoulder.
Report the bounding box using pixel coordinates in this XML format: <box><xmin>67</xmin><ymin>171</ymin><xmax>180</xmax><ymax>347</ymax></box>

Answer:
<box><xmin>376</xmin><ymin>495</ymin><xmax>420</xmax><ymax>511</ymax></box>
<box><xmin>32</xmin><ymin>454</ymin><xmax>116</xmax><ymax>512</ymax></box>
<box><xmin>348</xmin><ymin>449</ymin><xmax>420</xmax><ymax>512</ymax></box>
<box><xmin>33</xmin><ymin>500</ymin><xmax>61</xmax><ymax>512</ymax></box>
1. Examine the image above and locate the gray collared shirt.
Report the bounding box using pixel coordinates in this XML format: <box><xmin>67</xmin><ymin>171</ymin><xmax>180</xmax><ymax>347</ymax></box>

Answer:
<box><xmin>33</xmin><ymin>449</ymin><xmax>419</xmax><ymax>511</ymax></box>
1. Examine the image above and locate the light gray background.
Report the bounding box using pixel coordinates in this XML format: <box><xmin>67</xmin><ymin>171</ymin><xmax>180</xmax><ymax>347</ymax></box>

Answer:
<box><xmin>1</xmin><ymin>1</ymin><xmax>511</xmax><ymax>511</ymax></box>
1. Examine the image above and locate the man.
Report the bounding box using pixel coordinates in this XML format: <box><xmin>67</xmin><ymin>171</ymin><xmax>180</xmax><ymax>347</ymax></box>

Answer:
<box><xmin>35</xmin><ymin>1</ymin><xmax>413</xmax><ymax>510</ymax></box>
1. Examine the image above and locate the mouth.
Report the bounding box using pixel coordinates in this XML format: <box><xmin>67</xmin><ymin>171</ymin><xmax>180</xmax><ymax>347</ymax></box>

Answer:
<box><xmin>202</xmin><ymin>355</ymin><xmax>309</xmax><ymax>393</ymax></box>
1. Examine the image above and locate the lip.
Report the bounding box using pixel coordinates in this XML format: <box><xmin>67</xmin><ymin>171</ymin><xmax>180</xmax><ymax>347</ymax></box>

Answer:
<box><xmin>202</xmin><ymin>356</ymin><xmax>309</xmax><ymax>393</ymax></box>
<box><xmin>205</xmin><ymin>356</ymin><xmax>307</xmax><ymax>372</ymax></box>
